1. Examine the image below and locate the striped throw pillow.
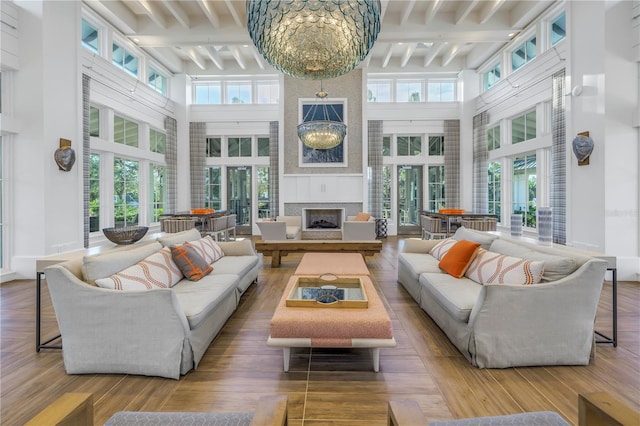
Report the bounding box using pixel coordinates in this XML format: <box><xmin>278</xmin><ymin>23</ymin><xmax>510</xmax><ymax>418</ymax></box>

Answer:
<box><xmin>429</xmin><ymin>238</ymin><xmax>457</xmax><ymax>261</ymax></box>
<box><xmin>465</xmin><ymin>249</ymin><xmax>544</xmax><ymax>285</ymax></box>
<box><xmin>187</xmin><ymin>236</ymin><xmax>224</xmax><ymax>264</ymax></box>
<box><xmin>95</xmin><ymin>247</ymin><xmax>183</xmax><ymax>290</ymax></box>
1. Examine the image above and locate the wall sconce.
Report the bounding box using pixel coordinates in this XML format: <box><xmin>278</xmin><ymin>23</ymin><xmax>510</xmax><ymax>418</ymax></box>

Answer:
<box><xmin>54</xmin><ymin>138</ymin><xmax>76</xmax><ymax>171</ymax></box>
<box><xmin>572</xmin><ymin>131</ymin><xmax>594</xmax><ymax>166</ymax></box>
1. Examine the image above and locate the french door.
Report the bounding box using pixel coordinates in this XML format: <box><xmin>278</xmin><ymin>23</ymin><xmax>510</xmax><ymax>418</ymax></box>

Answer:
<box><xmin>397</xmin><ymin>165</ymin><xmax>423</xmax><ymax>235</ymax></box>
<box><xmin>227</xmin><ymin>166</ymin><xmax>251</xmax><ymax>235</ymax></box>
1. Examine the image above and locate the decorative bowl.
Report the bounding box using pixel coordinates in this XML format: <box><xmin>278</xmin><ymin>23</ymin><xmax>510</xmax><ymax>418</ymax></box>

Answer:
<box><xmin>102</xmin><ymin>226</ymin><xmax>149</xmax><ymax>245</ymax></box>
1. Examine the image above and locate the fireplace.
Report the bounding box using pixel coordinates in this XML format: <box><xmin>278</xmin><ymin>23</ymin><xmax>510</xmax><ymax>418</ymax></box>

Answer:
<box><xmin>302</xmin><ymin>208</ymin><xmax>345</xmax><ymax>231</ymax></box>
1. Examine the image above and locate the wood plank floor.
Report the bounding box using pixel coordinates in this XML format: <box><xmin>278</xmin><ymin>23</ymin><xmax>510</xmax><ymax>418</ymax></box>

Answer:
<box><xmin>1</xmin><ymin>237</ymin><xmax>638</xmax><ymax>425</ymax></box>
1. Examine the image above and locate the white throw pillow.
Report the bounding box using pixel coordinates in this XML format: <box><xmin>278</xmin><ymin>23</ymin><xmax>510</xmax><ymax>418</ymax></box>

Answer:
<box><xmin>465</xmin><ymin>248</ymin><xmax>544</xmax><ymax>285</ymax></box>
<box><xmin>429</xmin><ymin>238</ymin><xmax>457</xmax><ymax>261</ymax></box>
<box><xmin>95</xmin><ymin>247</ymin><xmax>183</xmax><ymax>290</ymax></box>
<box><xmin>187</xmin><ymin>236</ymin><xmax>224</xmax><ymax>264</ymax></box>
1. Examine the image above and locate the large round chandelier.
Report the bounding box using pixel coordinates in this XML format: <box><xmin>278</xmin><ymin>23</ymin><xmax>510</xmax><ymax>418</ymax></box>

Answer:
<box><xmin>297</xmin><ymin>88</ymin><xmax>346</xmax><ymax>150</ymax></box>
<box><xmin>246</xmin><ymin>0</ymin><xmax>382</xmax><ymax>80</ymax></box>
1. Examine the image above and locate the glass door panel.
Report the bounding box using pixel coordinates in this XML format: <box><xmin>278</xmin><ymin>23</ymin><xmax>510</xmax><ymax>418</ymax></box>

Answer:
<box><xmin>397</xmin><ymin>165</ymin><xmax>423</xmax><ymax>235</ymax></box>
<box><xmin>227</xmin><ymin>166</ymin><xmax>251</xmax><ymax>235</ymax></box>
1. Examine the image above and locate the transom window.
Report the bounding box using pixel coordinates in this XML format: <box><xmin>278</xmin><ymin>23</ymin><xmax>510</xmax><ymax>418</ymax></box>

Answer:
<box><xmin>488</xmin><ymin>126</ymin><xmax>500</xmax><ymax>150</ymax></box>
<box><xmin>206</xmin><ymin>137</ymin><xmax>222</xmax><ymax>157</ymax></box>
<box><xmin>90</xmin><ymin>106</ymin><xmax>100</xmax><ymax>137</ymax></box>
<box><xmin>256</xmin><ymin>81</ymin><xmax>279</xmax><ymax>104</ymax></box>
<box><xmin>367</xmin><ymin>80</ymin><xmax>392</xmax><ymax>102</ymax></box>
<box><xmin>257</xmin><ymin>137</ymin><xmax>270</xmax><ymax>157</ymax></box>
<box><xmin>228</xmin><ymin>137</ymin><xmax>252</xmax><ymax>157</ymax></box>
<box><xmin>81</xmin><ymin>19</ymin><xmax>98</xmax><ymax>53</ymax></box>
<box><xmin>149</xmin><ymin>129</ymin><xmax>166</xmax><ymax>154</ymax></box>
<box><xmin>396</xmin><ymin>80</ymin><xmax>422</xmax><ymax>102</ymax></box>
<box><xmin>148</xmin><ymin>68</ymin><xmax>167</xmax><ymax>96</ymax></box>
<box><xmin>226</xmin><ymin>81</ymin><xmax>251</xmax><ymax>104</ymax></box>
<box><xmin>483</xmin><ymin>63</ymin><xmax>501</xmax><ymax>91</ymax></box>
<box><xmin>428</xmin><ymin>135</ymin><xmax>444</xmax><ymax>156</ymax></box>
<box><xmin>112</xmin><ymin>42</ymin><xmax>138</xmax><ymax>77</ymax></box>
<box><xmin>512</xmin><ymin>36</ymin><xmax>537</xmax><ymax>72</ymax></box>
<box><xmin>114</xmin><ymin>115</ymin><xmax>139</xmax><ymax>147</ymax></box>
<box><xmin>195</xmin><ymin>83</ymin><xmax>222</xmax><ymax>104</ymax></box>
<box><xmin>397</xmin><ymin>136</ymin><xmax>421</xmax><ymax>156</ymax></box>
<box><xmin>427</xmin><ymin>81</ymin><xmax>456</xmax><ymax>102</ymax></box>
<box><xmin>382</xmin><ymin>136</ymin><xmax>391</xmax><ymax>156</ymax></box>
<box><xmin>512</xmin><ymin>111</ymin><xmax>536</xmax><ymax>144</ymax></box>
<box><xmin>551</xmin><ymin>12</ymin><xmax>566</xmax><ymax>46</ymax></box>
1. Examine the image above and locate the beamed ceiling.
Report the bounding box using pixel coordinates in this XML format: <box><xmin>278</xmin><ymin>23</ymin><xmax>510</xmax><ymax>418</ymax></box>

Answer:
<box><xmin>84</xmin><ymin>0</ymin><xmax>559</xmax><ymax>76</ymax></box>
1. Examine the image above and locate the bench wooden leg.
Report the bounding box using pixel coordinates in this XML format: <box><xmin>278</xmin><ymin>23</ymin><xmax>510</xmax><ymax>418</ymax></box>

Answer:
<box><xmin>282</xmin><ymin>347</ymin><xmax>290</xmax><ymax>372</ymax></box>
<box><xmin>271</xmin><ymin>250</ymin><xmax>282</xmax><ymax>267</ymax></box>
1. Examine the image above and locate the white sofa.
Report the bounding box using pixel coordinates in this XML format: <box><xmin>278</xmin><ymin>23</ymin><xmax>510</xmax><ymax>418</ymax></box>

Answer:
<box><xmin>44</xmin><ymin>228</ymin><xmax>261</xmax><ymax>379</ymax></box>
<box><xmin>342</xmin><ymin>215</ymin><xmax>377</xmax><ymax>240</ymax></box>
<box><xmin>397</xmin><ymin>227</ymin><xmax>608</xmax><ymax>368</ymax></box>
<box><xmin>256</xmin><ymin>216</ymin><xmax>301</xmax><ymax>240</ymax></box>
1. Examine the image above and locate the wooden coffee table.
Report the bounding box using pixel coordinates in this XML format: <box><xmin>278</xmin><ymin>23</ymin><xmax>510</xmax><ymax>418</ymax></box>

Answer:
<box><xmin>267</xmin><ymin>253</ymin><xmax>396</xmax><ymax>372</ymax></box>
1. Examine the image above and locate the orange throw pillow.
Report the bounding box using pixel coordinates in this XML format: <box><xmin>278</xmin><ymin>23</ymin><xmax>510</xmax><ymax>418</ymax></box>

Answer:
<box><xmin>355</xmin><ymin>212</ymin><xmax>371</xmax><ymax>221</ymax></box>
<box><xmin>439</xmin><ymin>240</ymin><xmax>481</xmax><ymax>278</ymax></box>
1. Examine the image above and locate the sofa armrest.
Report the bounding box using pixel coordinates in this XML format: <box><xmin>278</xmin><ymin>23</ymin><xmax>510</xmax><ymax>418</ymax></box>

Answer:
<box><xmin>401</xmin><ymin>238</ymin><xmax>440</xmax><ymax>254</ymax></box>
<box><xmin>217</xmin><ymin>239</ymin><xmax>257</xmax><ymax>256</ymax></box>
<box><xmin>342</xmin><ymin>220</ymin><xmax>376</xmax><ymax>241</ymax></box>
<box><xmin>44</xmin><ymin>264</ymin><xmax>191</xmax><ymax>379</ymax></box>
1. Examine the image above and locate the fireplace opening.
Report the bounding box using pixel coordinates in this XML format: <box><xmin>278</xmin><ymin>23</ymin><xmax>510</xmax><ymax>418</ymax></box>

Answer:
<box><xmin>302</xmin><ymin>208</ymin><xmax>345</xmax><ymax>231</ymax></box>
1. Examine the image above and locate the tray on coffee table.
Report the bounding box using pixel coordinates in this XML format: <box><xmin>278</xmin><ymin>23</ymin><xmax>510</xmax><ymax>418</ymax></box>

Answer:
<box><xmin>285</xmin><ymin>276</ymin><xmax>368</xmax><ymax>308</ymax></box>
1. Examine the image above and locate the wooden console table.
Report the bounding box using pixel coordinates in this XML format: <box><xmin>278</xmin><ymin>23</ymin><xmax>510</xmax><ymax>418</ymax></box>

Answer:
<box><xmin>254</xmin><ymin>240</ymin><xmax>382</xmax><ymax>267</ymax></box>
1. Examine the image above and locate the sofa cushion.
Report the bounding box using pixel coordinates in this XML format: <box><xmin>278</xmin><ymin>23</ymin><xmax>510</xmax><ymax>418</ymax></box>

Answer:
<box><xmin>465</xmin><ymin>249</ymin><xmax>544</xmax><ymax>285</ymax></box>
<box><xmin>419</xmin><ymin>273</ymin><xmax>482</xmax><ymax>323</ymax></box>
<box><xmin>452</xmin><ymin>227</ymin><xmax>498</xmax><ymax>250</ymax></box>
<box><xmin>95</xmin><ymin>247</ymin><xmax>183</xmax><ymax>290</ymax></box>
<box><xmin>187</xmin><ymin>236</ymin><xmax>224</xmax><ymax>264</ymax></box>
<box><xmin>489</xmin><ymin>239</ymin><xmax>578</xmax><ymax>282</ymax></box>
<box><xmin>429</xmin><ymin>238</ymin><xmax>457</xmax><ymax>260</ymax></box>
<box><xmin>397</xmin><ymin>252</ymin><xmax>442</xmax><ymax>280</ymax></box>
<box><xmin>439</xmin><ymin>240</ymin><xmax>481</xmax><ymax>278</ymax></box>
<box><xmin>170</xmin><ymin>244</ymin><xmax>213</xmax><ymax>281</ymax></box>
<box><xmin>82</xmin><ymin>241</ymin><xmax>163</xmax><ymax>285</ymax></box>
<box><xmin>172</xmin><ymin>274</ymin><xmax>238</xmax><ymax>328</ymax></box>
<box><xmin>286</xmin><ymin>226</ymin><xmax>301</xmax><ymax>239</ymax></box>
<box><xmin>157</xmin><ymin>228</ymin><xmax>202</xmax><ymax>247</ymax></box>
<box><xmin>209</xmin><ymin>255</ymin><xmax>259</xmax><ymax>278</ymax></box>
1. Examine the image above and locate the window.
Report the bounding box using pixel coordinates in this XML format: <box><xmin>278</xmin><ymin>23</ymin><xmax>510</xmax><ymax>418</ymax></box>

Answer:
<box><xmin>90</xmin><ymin>106</ymin><xmax>100</xmax><ymax>137</ymax></box>
<box><xmin>150</xmin><ymin>164</ymin><xmax>166</xmax><ymax>223</ymax></box>
<box><xmin>397</xmin><ymin>136</ymin><xmax>421</xmax><ymax>156</ymax></box>
<box><xmin>204</xmin><ymin>167</ymin><xmax>222</xmax><ymax>210</ymax></box>
<box><xmin>149</xmin><ymin>129</ymin><xmax>166</xmax><ymax>154</ymax></box>
<box><xmin>427</xmin><ymin>165</ymin><xmax>445</xmax><ymax>212</ymax></box>
<box><xmin>427</xmin><ymin>81</ymin><xmax>455</xmax><ymax>102</ymax></box>
<box><xmin>257</xmin><ymin>166</ymin><xmax>270</xmax><ymax>218</ymax></box>
<box><xmin>148</xmin><ymin>67</ymin><xmax>167</xmax><ymax>96</ymax></box>
<box><xmin>483</xmin><ymin>63</ymin><xmax>501</xmax><ymax>91</ymax></box>
<box><xmin>257</xmin><ymin>137</ymin><xmax>270</xmax><ymax>157</ymax></box>
<box><xmin>396</xmin><ymin>81</ymin><xmax>422</xmax><ymax>102</ymax></box>
<box><xmin>487</xmin><ymin>126</ymin><xmax>500</xmax><ymax>150</ymax></box>
<box><xmin>551</xmin><ymin>12</ymin><xmax>566</xmax><ymax>46</ymax></box>
<box><xmin>81</xmin><ymin>19</ymin><xmax>98</xmax><ymax>53</ymax></box>
<box><xmin>382</xmin><ymin>165</ymin><xmax>392</xmax><ymax>219</ymax></box>
<box><xmin>428</xmin><ymin>135</ymin><xmax>444</xmax><ymax>156</ymax></box>
<box><xmin>228</xmin><ymin>137</ymin><xmax>252</xmax><ymax>157</ymax></box>
<box><xmin>206</xmin><ymin>137</ymin><xmax>221</xmax><ymax>157</ymax></box>
<box><xmin>256</xmin><ymin>81</ymin><xmax>279</xmax><ymax>104</ymax></box>
<box><xmin>226</xmin><ymin>81</ymin><xmax>251</xmax><ymax>104</ymax></box>
<box><xmin>0</xmin><ymin>138</ymin><xmax>3</xmax><ymax>268</ymax></box>
<box><xmin>488</xmin><ymin>161</ymin><xmax>501</xmax><ymax>219</ymax></box>
<box><xmin>89</xmin><ymin>153</ymin><xmax>100</xmax><ymax>232</ymax></box>
<box><xmin>367</xmin><ymin>80</ymin><xmax>392</xmax><ymax>102</ymax></box>
<box><xmin>512</xmin><ymin>111</ymin><xmax>536</xmax><ymax>144</ymax></box>
<box><xmin>113</xmin><ymin>158</ymin><xmax>139</xmax><ymax>227</ymax></box>
<box><xmin>114</xmin><ymin>115</ymin><xmax>139</xmax><ymax>147</ymax></box>
<box><xmin>512</xmin><ymin>36</ymin><xmax>536</xmax><ymax>71</ymax></box>
<box><xmin>194</xmin><ymin>83</ymin><xmax>222</xmax><ymax>104</ymax></box>
<box><xmin>112</xmin><ymin>42</ymin><xmax>138</xmax><ymax>77</ymax></box>
<box><xmin>512</xmin><ymin>154</ymin><xmax>537</xmax><ymax>228</ymax></box>
<box><xmin>382</xmin><ymin>136</ymin><xmax>391</xmax><ymax>156</ymax></box>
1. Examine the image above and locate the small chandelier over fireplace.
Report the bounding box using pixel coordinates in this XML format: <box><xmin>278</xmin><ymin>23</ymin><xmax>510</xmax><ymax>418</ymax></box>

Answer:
<box><xmin>297</xmin><ymin>86</ymin><xmax>346</xmax><ymax>150</ymax></box>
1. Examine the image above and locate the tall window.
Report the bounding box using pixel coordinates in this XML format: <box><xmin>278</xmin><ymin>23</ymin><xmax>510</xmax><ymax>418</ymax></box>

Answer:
<box><xmin>428</xmin><ymin>135</ymin><xmax>444</xmax><ymax>156</ymax></box>
<box><xmin>114</xmin><ymin>115</ymin><xmax>139</xmax><ymax>147</ymax></box>
<box><xmin>367</xmin><ymin>80</ymin><xmax>392</xmax><ymax>102</ymax></box>
<box><xmin>206</xmin><ymin>137</ymin><xmax>222</xmax><ymax>157</ymax></box>
<box><xmin>81</xmin><ymin>19</ymin><xmax>98</xmax><ymax>53</ymax></box>
<box><xmin>0</xmin><ymin>138</ymin><xmax>3</xmax><ymax>268</ymax></box>
<box><xmin>397</xmin><ymin>81</ymin><xmax>422</xmax><ymax>102</ymax></box>
<box><xmin>397</xmin><ymin>136</ymin><xmax>421</xmax><ymax>156</ymax></box>
<box><xmin>112</xmin><ymin>42</ymin><xmax>138</xmax><ymax>77</ymax></box>
<box><xmin>483</xmin><ymin>63</ymin><xmax>501</xmax><ymax>91</ymax></box>
<box><xmin>487</xmin><ymin>126</ymin><xmax>500</xmax><ymax>150</ymax></box>
<box><xmin>512</xmin><ymin>35</ymin><xmax>537</xmax><ymax>71</ymax></box>
<box><xmin>90</xmin><ymin>106</ymin><xmax>100</xmax><ymax>137</ymax></box>
<box><xmin>148</xmin><ymin>67</ymin><xmax>167</xmax><ymax>96</ymax></box>
<box><xmin>382</xmin><ymin>136</ymin><xmax>391</xmax><ymax>156</ymax></box>
<box><xmin>551</xmin><ymin>12</ymin><xmax>566</xmax><ymax>46</ymax></box>
<box><xmin>257</xmin><ymin>137</ymin><xmax>270</xmax><ymax>157</ymax></box>
<box><xmin>512</xmin><ymin>111</ymin><xmax>536</xmax><ymax>144</ymax></box>
<box><xmin>89</xmin><ymin>153</ymin><xmax>100</xmax><ymax>232</ymax></box>
<box><xmin>257</xmin><ymin>167</ymin><xmax>270</xmax><ymax>218</ymax></box>
<box><xmin>113</xmin><ymin>158</ymin><xmax>139</xmax><ymax>227</ymax></box>
<box><xmin>205</xmin><ymin>167</ymin><xmax>222</xmax><ymax>210</ymax></box>
<box><xmin>382</xmin><ymin>165</ymin><xmax>392</xmax><ymax>219</ymax></box>
<box><xmin>512</xmin><ymin>154</ymin><xmax>537</xmax><ymax>228</ymax></box>
<box><xmin>194</xmin><ymin>83</ymin><xmax>222</xmax><ymax>104</ymax></box>
<box><xmin>150</xmin><ymin>164</ymin><xmax>166</xmax><ymax>223</ymax></box>
<box><xmin>427</xmin><ymin>81</ymin><xmax>455</xmax><ymax>101</ymax></box>
<box><xmin>228</xmin><ymin>137</ymin><xmax>252</xmax><ymax>157</ymax></box>
<box><xmin>488</xmin><ymin>161</ymin><xmax>501</xmax><ymax>219</ymax></box>
<box><xmin>256</xmin><ymin>81</ymin><xmax>279</xmax><ymax>104</ymax></box>
<box><xmin>149</xmin><ymin>129</ymin><xmax>166</xmax><ymax>154</ymax></box>
<box><xmin>428</xmin><ymin>166</ymin><xmax>445</xmax><ymax>211</ymax></box>
<box><xmin>226</xmin><ymin>81</ymin><xmax>251</xmax><ymax>104</ymax></box>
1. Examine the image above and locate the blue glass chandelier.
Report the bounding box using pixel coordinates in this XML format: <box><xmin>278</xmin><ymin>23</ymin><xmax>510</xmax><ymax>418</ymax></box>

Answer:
<box><xmin>297</xmin><ymin>86</ymin><xmax>346</xmax><ymax>150</ymax></box>
<box><xmin>246</xmin><ymin>0</ymin><xmax>381</xmax><ymax>80</ymax></box>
